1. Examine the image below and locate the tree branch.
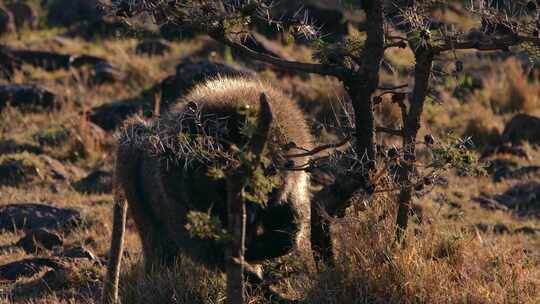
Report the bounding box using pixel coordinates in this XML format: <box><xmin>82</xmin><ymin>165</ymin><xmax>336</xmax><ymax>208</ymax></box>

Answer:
<box><xmin>211</xmin><ymin>34</ymin><xmax>349</xmax><ymax>78</ymax></box>
<box><xmin>433</xmin><ymin>35</ymin><xmax>540</xmax><ymax>53</ymax></box>
<box><xmin>376</xmin><ymin>126</ymin><xmax>403</xmax><ymax>136</ymax></box>
<box><xmin>286</xmin><ymin>135</ymin><xmax>351</xmax><ymax>158</ymax></box>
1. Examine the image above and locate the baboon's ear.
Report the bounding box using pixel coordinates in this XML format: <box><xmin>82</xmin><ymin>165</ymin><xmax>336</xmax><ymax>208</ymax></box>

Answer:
<box><xmin>248</xmin><ymin>93</ymin><xmax>274</xmax><ymax>156</ymax></box>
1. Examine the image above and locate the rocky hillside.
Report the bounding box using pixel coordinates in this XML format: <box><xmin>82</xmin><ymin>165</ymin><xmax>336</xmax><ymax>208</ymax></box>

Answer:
<box><xmin>0</xmin><ymin>1</ymin><xmax>539</xmax><ymax>303</ymax></box>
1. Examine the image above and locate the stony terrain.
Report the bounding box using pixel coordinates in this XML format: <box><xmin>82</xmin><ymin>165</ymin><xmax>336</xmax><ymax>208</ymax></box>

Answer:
<box><xmin>0</xmin><ymin>1</ymin><xmax>539</xmax><ymax>303</ymax></box>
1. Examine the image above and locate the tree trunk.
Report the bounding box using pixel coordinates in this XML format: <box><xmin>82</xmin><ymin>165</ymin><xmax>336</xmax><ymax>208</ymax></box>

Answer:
<box><xmin>310</xmin><ymin>0</ymin><xmax>385</xmax><ymax>266</ymax></box>
<box><xmin>348</xmin><ymin>0</ymin><xmax>384</xmax><ymax>165</ymax></box>
<box><xmin>395</xmin><ymin>49</ymin><xmax>434</xmax><ymax>243</ymax></box>
<box><xmin>225</xmin><ymin>176</ymin><xmax>247</xmax><ymax>304</ymax></box>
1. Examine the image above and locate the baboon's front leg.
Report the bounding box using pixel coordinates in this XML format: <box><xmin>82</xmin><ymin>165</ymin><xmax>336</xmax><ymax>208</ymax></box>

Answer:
<box><xmin>102</xmin><ymin>198</ymin><xmax>128</xmax><ymax>304</ymax></box>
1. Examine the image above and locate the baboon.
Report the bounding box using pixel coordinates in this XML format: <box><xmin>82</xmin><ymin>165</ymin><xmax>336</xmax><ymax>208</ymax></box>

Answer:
<box><xmin>102</xmin><ymin>77</ymin><xmax>314</xmax><ymax>303</ymax></box>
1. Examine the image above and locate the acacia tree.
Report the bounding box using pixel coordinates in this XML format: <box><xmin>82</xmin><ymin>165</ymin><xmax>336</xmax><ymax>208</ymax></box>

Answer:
<box><xmin>100</xmin><ymin>0</ymin><xmax>540</xmax><ymax>302</ymax></box>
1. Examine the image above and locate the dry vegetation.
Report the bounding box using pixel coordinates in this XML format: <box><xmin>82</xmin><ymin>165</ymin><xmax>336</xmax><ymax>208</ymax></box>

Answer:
<box><xmin>0</xmin><ymin>1</ymin><xmax>539</xmax><ymax>303</ymax></box>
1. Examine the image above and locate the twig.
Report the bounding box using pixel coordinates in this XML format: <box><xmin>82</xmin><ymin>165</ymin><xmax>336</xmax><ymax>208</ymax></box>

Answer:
<box><xmin>286</xmin><ymin>135</ymin><xmax>351</xmax><ymax>158</ymax></box>
<box><xmin>376</xmin><ymin>127</ymin><xmax>403</xmax><ymax>136</ymax></box>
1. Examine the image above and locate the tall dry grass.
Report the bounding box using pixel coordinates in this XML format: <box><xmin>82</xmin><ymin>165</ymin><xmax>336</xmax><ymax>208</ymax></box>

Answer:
<box><xmin>114</xmin><ymin>193</ymin><xmax>540</xmax><ymax>304</ymax></box>
<box><xmin>305</xmin><ymin>195</ymin><xmax>540</xmax><ymax>304</ymax></box>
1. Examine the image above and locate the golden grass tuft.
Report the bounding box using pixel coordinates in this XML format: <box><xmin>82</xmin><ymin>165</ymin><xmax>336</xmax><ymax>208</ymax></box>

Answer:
<box><xmin>481</xmin><ymin>59</ymin><xmax>540</xmax><ymax>114</ymax></box>
<box><xmin>304</xmin><ymin>195</ymin><xmax>540</xmax><ymax>304</ymax></box>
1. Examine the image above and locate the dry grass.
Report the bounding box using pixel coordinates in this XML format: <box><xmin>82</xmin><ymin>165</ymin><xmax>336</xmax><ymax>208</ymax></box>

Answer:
<box><xmin>306</xmin><ymin>194</ymin><xmax>540</xmax><ymax>304</ymax></box>
<box><xmin>0</xmin><ymin>7</ymin><xmax>539</xmax><ymax>304</ymax></box>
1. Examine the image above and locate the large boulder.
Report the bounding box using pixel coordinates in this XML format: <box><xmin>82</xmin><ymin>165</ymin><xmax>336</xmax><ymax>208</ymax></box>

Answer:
<box><xmin>0</xmin><ymin>84</ymin><xmax>56</xmax><ymax>111</ymax></box>
<box><xmin>502</xmin><ymin>114</ymin><xmax>540</xmax><ymax>145</ymax></box>
<box><xmin>0</xmin><ymin>203</ymin><xmax>82</xmax><ymax>232</ymax></box>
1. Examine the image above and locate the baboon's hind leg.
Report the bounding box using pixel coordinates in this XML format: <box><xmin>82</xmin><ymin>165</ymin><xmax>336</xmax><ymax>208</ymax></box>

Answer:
<box><xmin>102</xmin><ymin>198</ymin><xmax>128</xmax><ymax>304</ymax></box>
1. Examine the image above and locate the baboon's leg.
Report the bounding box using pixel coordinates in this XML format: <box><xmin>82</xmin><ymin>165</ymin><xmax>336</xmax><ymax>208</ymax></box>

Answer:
<box><xmin>245</xmin><ymin>203</ymin><xmax>299</xmax><ymax>262</ymax></box>
<box><xmin>128</xmin><ymin>160</ymin><xmax>180</xmax><ymax>268</ymax></box>
<box><xmin>102</xmin><ymin>196</ymin><xmax>128</xmax><ymax>304</ymax></box>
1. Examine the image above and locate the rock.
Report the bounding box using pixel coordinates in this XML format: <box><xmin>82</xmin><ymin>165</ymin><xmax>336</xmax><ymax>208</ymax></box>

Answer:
<box><xmin>486</xmin><ymin>158</ymin><xmax>519</xmax><ymax>181</ymax></box>
<box><xmin>72</xmin><ymin>170</ymin><xmax>112</xmax><ymax>194</ymax></box>
<box><xmin>70</xmin><ymin>54</ymin><xmax>108</xmax><ymax>68</ymax></box>
<box><xmin>92</xmin><ymin>62</ymin><xmax>126</xmax><ymax>85</ymax></box>
<box><xmin>0</xmin><ymin>155</ymin><xmax>38</xmax><ymax>186</ymax></box>
<box><xmin>15</xmin><ymin>229</ymin><xmax>63</xmax><ymax>253</ymax></box>
<box><xmin>46</xmin><ymin>0</ymin><xmax>100</xmax><ymax>27</ymax></box>
<box><xmin>6</xmin><ymin>2</ymin><xmax>37</xmax><ymax>30</ymax></box>
<box><xmin>0</xmin><ymin>46</ymin><xmax>21</xmax><ymax>76</ymax></box>
<box><xmin>514</xmin><ymin>226</ymin><xmax>540</xmax><ymax>235</ymax></box>
<box><xmin>0</xmin><ymin>203</ymin><xmax>81</xmax><ymax>232</ymax></box>
<box><xmin>493</xmin><ymin>223</ymin><xmax>510</xmax><ymax>234</ymax></box>
<box><xmin>40</xmin><ymin>155</ymin><xmax>70</xmax><ymax>180</ymax></box>
<box><xmin>38</xmin><ymin>155</ymin><xmax>85</xmax><ymax>181</ymax></box>
<box><xmin>500</xmin><ymin>166</ymin><xmax>540</xmax><ymax>182</ymax></box>
<box><xmin>0</xmin><ymin>257</ymin><xmax>62</xmax><ymax>281</ymax></box>
<box><xmin>494</xmin><ymin>182</ymin><xmax>540</xmax><ymax>218</ymax></box>
<box><xmin>473</xmin><ymin>223</ymin><xmax>510</xmax><ymax>234</ymax></box>
<box><xmin>1</xmin><ymin>46</ymin><xmax>112</xmax><ymax>72</ymax></box>
<box><xmin>486</xmin><ymin>157</ymin><xmax>540</xmax><ymax>182</ymax></box>
<box><xmin>89</xmin><ymin>60</ymin><xmax>250</xmax><ymax>130</ymax></box>
<box><xmin>8</xmin><ymin>48</ymin><xmax>71</xmax><ymax>71</ymax></box>
<box><xmin>88</xmin><ymin>97</ymin><xmax>146</xmax><ymax>131</ymax></box>
<box><xmin>40</xmin><ymin>267</ymin><xmax>69</xmax><ymax>290</ymax></box>
<box><xmin>474</xmin><ymin>222</ymin><xmax>489</xmax><ymax>233</ymax></box>
<box><xmin>471</xmin><ymin>196</ymin><xmax>509</xmax><ymax>211</ymax></box>
<box><xmin>0</xmin><ymin>5</ymin><xmax>14</xmax><ymax>36</ymax></box>
<box><xmin>58</xmin><ymin>246</ymin><xmax>96</xmax><ymax>260</ymax></box>
<box><xmin>0</xmin><ymin>139</ymin><xmax>42</xmax><ymax>155</ymax></box>
<box><xmin>32</xmin><ymin>127</ymin><xmax>69</xmax><ymax>146</ymax></box>
<box><xmin>0</xmin><ymin>154</ymin><xmax>84</xmax><ymax>186</ymax></box>
<box><xmin>0</xmin><ymin>84</ymin><xmax>56</xmax><ymax>111</ymax></box>
<box><xmin>502</xmin><ymin>114</ymin><xmax>540</xmax><ymax>146</ymax></box>
<box><xmin>482</xmin><ymin>145</ymin><xmax>529</xmax><ymax>160</ymax></box>
<box><xmin>135</xmin><ymin>39</ymin><xmax>171</xmax><ymax>56</ymax></box>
